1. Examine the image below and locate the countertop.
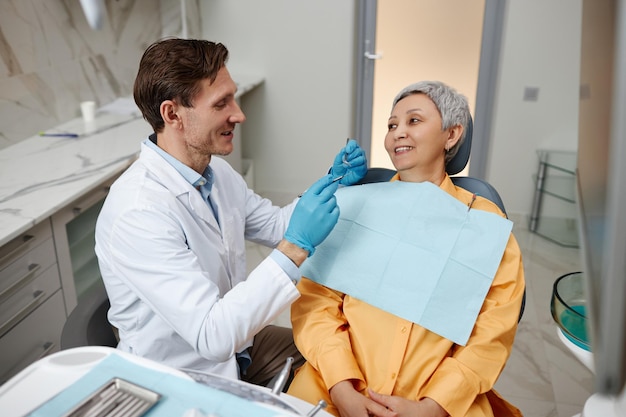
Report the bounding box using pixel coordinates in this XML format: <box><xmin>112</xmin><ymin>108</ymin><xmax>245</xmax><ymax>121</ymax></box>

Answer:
<box><xmin>0</xmin><ymin>76</ymin><xmax>263</xmax><ymax>247</ymax></box>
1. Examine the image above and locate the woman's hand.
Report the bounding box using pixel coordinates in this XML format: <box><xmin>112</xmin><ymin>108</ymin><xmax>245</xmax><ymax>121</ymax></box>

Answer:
<box><xmin>329</xmin><ymin>381</ymin><xmax>397</xmax><ymax>417</ymax></box>
<box><xmin>367</xmin><ymin>389</ymin><xmax>448</xmax><ymax>417</ymax></box>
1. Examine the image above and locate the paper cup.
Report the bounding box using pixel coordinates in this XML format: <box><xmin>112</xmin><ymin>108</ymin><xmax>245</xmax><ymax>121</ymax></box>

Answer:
<box><xmin>80</xmin><ymin>101</ymin><xmax>96</xmax><ymax>122</ymax></box>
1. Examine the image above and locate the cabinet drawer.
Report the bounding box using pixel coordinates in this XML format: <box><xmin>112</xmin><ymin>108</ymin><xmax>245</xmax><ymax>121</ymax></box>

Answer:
<box><xmin>0</xmin><ymin>220</ymin><xmax>53</xmax><ymax>270</ymax></box>
<box><xmin>0</xmin><ymin>290</ymin><xmax>65</xmax><ymax>384</ymax></box>
<box><xmin>0</xmin><ymin>236</ymin><xmax>57</xmax><ymax>303</ymax></box>
<box><xmin>0</xmin><ymin>264</ymin><xmax>61</xmax><ymax>338</ymax></box>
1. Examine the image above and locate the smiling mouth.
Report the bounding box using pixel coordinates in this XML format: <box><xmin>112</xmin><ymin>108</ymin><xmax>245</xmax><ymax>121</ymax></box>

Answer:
<box><xmin>394</xmin><ymin>146</ymin><xmax>414</xmax><ymax>153</ymax></box>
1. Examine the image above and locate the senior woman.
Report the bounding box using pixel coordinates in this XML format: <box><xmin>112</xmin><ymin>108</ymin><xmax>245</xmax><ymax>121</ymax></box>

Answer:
<box><xmin>287</xmin><ymin>81</ymin><xmax>525</xmax><ymax>417</ymax></box>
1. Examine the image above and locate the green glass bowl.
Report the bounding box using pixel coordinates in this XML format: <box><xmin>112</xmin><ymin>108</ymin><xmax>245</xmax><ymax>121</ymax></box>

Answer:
<box><xmin>550</xmin><ymin>271</ymin><xmax>591</xmax><ymax>351</ymax></box>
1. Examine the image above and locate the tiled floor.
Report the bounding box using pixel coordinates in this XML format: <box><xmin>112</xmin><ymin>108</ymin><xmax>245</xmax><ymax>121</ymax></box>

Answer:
<box><xmin>245</xmin><ymin>193</ymin><xmax>595</xmax><ymax>417</ymax></box>
<box><xmin>493</xmin><ymin>214</ymin><xmax>593</xmax><ymax>417</ymax></box>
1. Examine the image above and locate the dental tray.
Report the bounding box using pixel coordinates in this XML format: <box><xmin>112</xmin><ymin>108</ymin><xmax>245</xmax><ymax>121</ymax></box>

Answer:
<box><xmin>181</xmin><ymin>369</ymin><xmax>302</xmax><ymax>415</ymax></box>
<box><xmin>62</xmin><ymin>377</ymin><xmax>161</xmax><ymax>417</ymax></box>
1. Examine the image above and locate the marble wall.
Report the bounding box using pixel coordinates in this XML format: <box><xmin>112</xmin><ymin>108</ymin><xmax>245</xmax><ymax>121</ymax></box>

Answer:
<box><xmin>0</xmin><ymin>0</ymin><xmax>201</xmax><ymax>150</ymax></box>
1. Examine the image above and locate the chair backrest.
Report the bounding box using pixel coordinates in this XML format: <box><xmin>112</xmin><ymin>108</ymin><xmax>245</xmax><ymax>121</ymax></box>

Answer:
<box><xmin>445</xmin><ymin>117</ymin><xmax>507</xmax><ymax>216</ymax></box>
<box><xmin>60</xmin><ymin>283</ymin><xmax>117</xmax><ymax>349</ymax></box>
<box><xmin>355</xmin><ymin>116</ymin><xmax>524</xmax><ymax>321</ymax></box>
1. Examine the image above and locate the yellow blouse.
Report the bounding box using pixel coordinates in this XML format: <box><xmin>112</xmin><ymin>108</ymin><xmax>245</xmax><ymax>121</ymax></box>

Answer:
<box><xmin>287</xmin><ymin>175</ymin><xmax>525</xmax><ymax>417</ymax></box>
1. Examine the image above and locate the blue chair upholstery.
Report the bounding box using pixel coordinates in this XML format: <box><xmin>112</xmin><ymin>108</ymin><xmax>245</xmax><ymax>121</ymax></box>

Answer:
<box><xmin>446</xmin><ymin>114</ymin><xmax>474</xmax><ymax>177</ymax></box>
<box><xmin>445</xmin><ymin>118</ymin><xmax>508</xmax><ymax>216</ymax></box>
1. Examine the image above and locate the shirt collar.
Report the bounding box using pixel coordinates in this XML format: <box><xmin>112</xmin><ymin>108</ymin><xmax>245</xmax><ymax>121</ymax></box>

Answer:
<box><xmin>391</xmin><ymin>172</ymin><xmax>455</xmax><ymax>193</ymax></box>
<box><xmin>144</xmin><ymin>134</ymin><xmax>214</xmax><ymax>192</ymax></box>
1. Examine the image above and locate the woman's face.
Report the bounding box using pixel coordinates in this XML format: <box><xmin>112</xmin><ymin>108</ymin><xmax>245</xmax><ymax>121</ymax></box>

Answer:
<box><xmin>384</xmin><ymin>93</ymin><xmax>453</xmax><ymax>182</ymax></box>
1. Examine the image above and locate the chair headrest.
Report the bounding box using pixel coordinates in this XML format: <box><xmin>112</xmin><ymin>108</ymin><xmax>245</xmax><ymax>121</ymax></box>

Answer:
<box><xmin>445</xmin><ymin>116</ymin><xmax>473</xmax><ymax>176</ymax></box>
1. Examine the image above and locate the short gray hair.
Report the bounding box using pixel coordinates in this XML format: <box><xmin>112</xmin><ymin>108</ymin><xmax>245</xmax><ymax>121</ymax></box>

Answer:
<box><xmin>392</xmin><ymin>81</ymin><xmax>470</xmax><ymax>163</ymax></box>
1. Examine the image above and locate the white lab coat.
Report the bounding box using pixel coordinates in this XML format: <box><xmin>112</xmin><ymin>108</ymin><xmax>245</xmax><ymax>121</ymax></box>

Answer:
<box><xmin>95</xmin><ymin>142</ymin><xmax>300</xmax><ymax>379</ymax></box>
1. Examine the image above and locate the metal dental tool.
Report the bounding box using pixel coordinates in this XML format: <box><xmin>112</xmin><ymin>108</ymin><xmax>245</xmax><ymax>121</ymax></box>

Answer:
<box><xmin>298</xmin><ymin>174</ymin><xmax>343</xmax><ymax>198</ymax></box>
<box><xmin>342</xmin><ymin>138</ymin><xmax>352</xmax><ymax>167</ymax></box>
<box><xmin>306</xmin><ymin>400</ymin><xmax>328</xmax><ymax>417</ymax></box>
<box><xmin>298</xmin><ymin>138</ymin><xmax>351</xmax><ymax>196</ymax></box>
<box><xmin>332</xmin><ymin>138</ymin><xmax>352</xmax><ymax>182</ymax></box>
<box><xmin>270</xmin><ymin>356</ymin><xmax>294</xmax><ymax>395</ymax></box>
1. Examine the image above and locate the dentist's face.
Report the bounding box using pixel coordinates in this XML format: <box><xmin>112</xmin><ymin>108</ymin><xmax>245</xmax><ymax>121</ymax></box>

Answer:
<box><xmin>385</xmin><ymin>93</ymin><xmax>449</xmax><ymax>181</ymax></box>
<box><xmin>180</xmin><ymin>67</ymin><xmax>246</xmax><ymax>157</ymax></box>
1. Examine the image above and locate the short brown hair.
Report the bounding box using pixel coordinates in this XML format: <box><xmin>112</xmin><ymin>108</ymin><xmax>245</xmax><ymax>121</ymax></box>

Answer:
<box><xmin>133</xmin><ymin>38</ymin><xmax>229</xmax><ymax>132</ymax></box>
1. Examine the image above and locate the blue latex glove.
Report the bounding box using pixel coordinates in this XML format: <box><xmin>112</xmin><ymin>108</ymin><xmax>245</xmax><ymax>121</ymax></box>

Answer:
<box><xmin>284</xmin><ymin>174</ymin><xmax>340</xmax><ymax>256</ymax></box>
<box><xmin>330</xmin><ymin>139</ymin><xmax>368</xmax><ymax>185</ymax></box>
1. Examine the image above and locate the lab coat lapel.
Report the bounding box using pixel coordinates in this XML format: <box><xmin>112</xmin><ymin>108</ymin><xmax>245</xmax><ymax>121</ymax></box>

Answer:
<box><xmin>139</xmin><ymin>143</ymin><xmax>221</xmax><ymax>234</ymax></box>
<box><xmin>185</xmin><ymin>187</ymin><xmax>221</xmax><ymax>232</ymax></box>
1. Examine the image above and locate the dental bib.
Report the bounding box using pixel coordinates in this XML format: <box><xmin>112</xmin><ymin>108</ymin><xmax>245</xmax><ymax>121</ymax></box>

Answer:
<box><xmin>301</xmin><ymin>181</ymin><xmax>512</xmax><ymax>345</ymax></box>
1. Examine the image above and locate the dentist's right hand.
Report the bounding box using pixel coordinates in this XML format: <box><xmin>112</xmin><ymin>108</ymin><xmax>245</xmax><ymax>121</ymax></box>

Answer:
<box><xmin>284</xmin><ymin>174</ymin><xmax>340</xmax><ymax>258</ymax></box>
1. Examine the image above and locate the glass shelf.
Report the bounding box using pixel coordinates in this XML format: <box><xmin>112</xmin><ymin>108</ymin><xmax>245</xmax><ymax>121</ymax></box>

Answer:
<box><xmin>533</xmin><ymin>216</ymin><xmax>579</xmax><ymax>248</ymax></box>
<box><xmin>537</xmin><ymin>149</ymin><xmax>577</xmax><ymax>175</ymax></box>
<box><xmin>534</xmin><ymin>173</ymin><xmax>577</xmax><ymax>203</ymax></box>
<box><xmin>530</xmin><ymin>149</ymin><xmax>579</xmax><ymax>247</ymax></box>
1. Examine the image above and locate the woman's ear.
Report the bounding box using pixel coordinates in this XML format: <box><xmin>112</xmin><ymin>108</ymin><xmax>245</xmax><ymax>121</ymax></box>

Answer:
<box><xmin>160</xmin><ymin>100</ymin><xmax>182</xmax><ymax>129</ymax></box>
<box><xmin>445</xmin><ymin>124</ymin><xmax>464</xmax><ymax>150</ymax></box>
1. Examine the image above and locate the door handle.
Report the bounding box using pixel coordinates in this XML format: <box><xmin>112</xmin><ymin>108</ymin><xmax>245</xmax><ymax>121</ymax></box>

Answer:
<box><xmin>364</xmin><ymin>51</ymin><xmax>383</xmax><ymax>60</ymax></box>
<box><xmin>0</xmin><ymin>290</ymin><xmax>46</xmax><ymax>337</ymax></box>
<box><xmin>0</xmin><ymin>263</ymin><xmax>41</xmax><ymax>303</ymax></box>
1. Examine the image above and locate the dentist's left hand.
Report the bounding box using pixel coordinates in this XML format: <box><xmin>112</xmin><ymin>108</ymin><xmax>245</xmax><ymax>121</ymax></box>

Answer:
<box><xmin>284</xmin><ymin>174</ymin><xmax>340</xmax><ymax>257</ymax></box>
<box><xmin>330</xmin><ymin>139</ymin><xmax>367</xmax><ymax>185</ymax></box>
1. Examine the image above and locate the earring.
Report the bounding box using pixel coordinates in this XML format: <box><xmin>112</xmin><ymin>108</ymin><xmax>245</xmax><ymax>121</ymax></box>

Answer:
<box><xmin>445</xmin><ymin>144</ymin><xmax>450</xmax><ymax>152</ymax></box>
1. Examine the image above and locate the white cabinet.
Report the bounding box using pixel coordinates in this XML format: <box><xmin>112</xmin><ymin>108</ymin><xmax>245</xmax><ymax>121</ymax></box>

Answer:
<box><xmin>0</xmin><ymin>109</ymin><xmax>148</xmax><ymax>383</ymax></box>
<box><xmin>0</xmin><ymin>220</ymin><xmax>64</xmax><ymax>383</ymax></box>
<box><xmin>52</xmin><ymin>179</ymin><xmax>113</xmax><ymax>315</ymax></box>
<box><xmin>0</xmin><ymin>176</ymin><xmax>117</xmax><ymax>383</ymax></box>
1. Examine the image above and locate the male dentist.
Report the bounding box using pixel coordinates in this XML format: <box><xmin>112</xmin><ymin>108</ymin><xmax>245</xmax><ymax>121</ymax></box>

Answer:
<box><xmin>95</xmin><ymin>38</ymin><xmax>366</xmax><ymax>389</ymax></box>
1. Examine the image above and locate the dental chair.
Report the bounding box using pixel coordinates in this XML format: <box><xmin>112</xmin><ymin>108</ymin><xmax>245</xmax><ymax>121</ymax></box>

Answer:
<box><xmin>356</xmin><ymin>117</ymin><xmax>526</xmax><ymax>322</ymax></box>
